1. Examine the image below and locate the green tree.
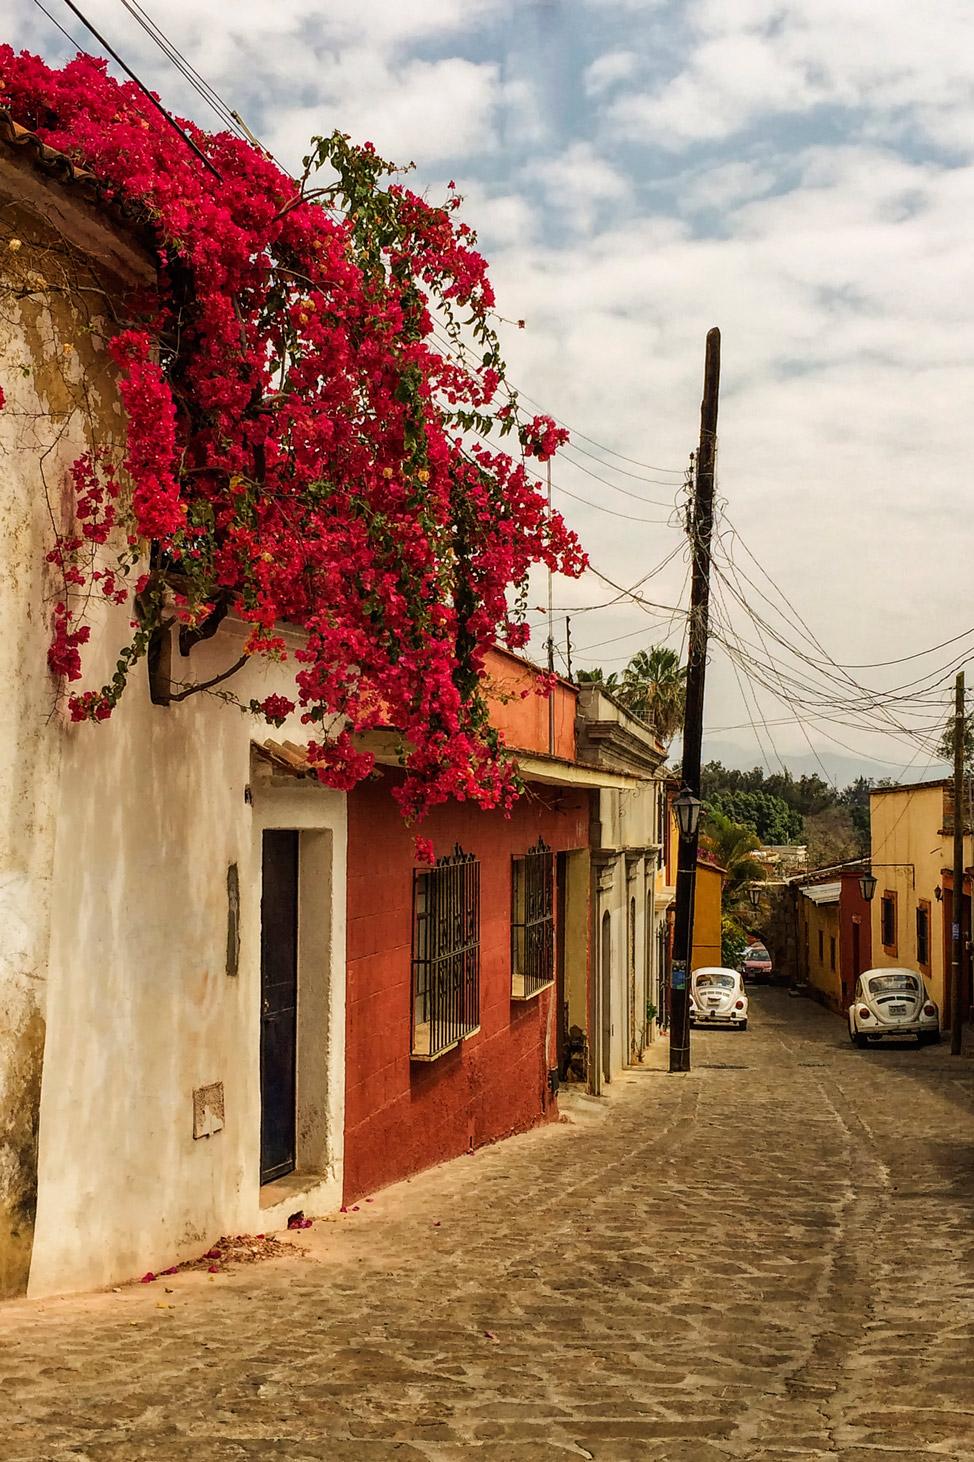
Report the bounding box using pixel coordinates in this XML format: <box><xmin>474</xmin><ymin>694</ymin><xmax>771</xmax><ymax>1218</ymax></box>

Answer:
<box><xmin>721</xmin><ymin>912</ymin><xmax>749</xmax><ymax>970</ymax></box>
<box><xmin>804</xmin><ymin>806</ymin><xmax>860</xmax><ymax>869</ymax></box>
<box><xmin>837</xmin><ymin>776</ymin><xmax>873</xmax><ymax>854</ymax></box>
<box><xmin>707</xmin><ymin>788</ymin><xmax>803</xmax><ymax>844</ymax></box>
<box><xmin>699</xmin><ymin>809</ymin><xmax>767</xmax><ymax>909</ymax></box>
<box><xmin>936</xmin><ymin>712</ymin><xmax>974</xmax><ymax>774</ymax></box>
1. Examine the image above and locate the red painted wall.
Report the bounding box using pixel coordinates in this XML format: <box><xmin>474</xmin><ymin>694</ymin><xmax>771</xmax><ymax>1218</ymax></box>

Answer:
<box><xmin>344</xmin><ymin>771</ymin><xmax>589</xmax><ymax>1204</ymax></box>
<box><xmin>839</xmin><ymin>872</ymin><xmax>873</xmax><ymax>1007</ymax></box>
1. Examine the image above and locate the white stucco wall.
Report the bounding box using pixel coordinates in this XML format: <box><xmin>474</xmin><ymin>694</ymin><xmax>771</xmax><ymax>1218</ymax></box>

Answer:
<box><xmin>1</xmin><ymin>163</ymin><xmax>348</xmax><ymax>1298</ymax></box>
<box><xmin>29</xmin><ymin>631</ymin><xmax>347</xmax><ymax>1296</ymax></box>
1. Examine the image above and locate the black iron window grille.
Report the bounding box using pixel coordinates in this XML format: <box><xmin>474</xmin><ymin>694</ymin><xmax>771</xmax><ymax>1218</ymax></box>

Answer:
<box><xmin>412</xmin><ymin>845</ymin><xmax>480</xmax><ymax>1059</ymax></box>
<box><xmin>511</xmin><ymin>838</ymin><xmax>555</xmax><ymax>999</ymax></box>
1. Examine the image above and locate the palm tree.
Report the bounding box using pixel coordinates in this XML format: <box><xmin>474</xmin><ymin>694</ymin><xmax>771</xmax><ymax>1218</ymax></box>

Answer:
<box><xmin>616</xmin><ymin>646</ymin><xmax>686</xmax><ymax>746</ymax></box>
<box><xmin>699</xmin><ymin>809</ymin><xmax>767</xmax><ymax>909</ymax></box>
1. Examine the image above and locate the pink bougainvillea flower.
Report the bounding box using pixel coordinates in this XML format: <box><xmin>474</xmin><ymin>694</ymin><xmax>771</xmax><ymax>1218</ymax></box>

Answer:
<box><xmin>140</xmin><ymin>1272</ymin><xmax>156</xmax><ymax>1284</ymax></box>
<box><xmin>207</xmin><ymin>1264</ymin><xmax>220</xmax><ymax>1274</ymax></box>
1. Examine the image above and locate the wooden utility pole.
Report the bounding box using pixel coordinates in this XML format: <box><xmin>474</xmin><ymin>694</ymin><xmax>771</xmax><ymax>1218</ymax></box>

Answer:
<box><xmin>669</xmin><ymin>327</ymin><xmax>721</xmax><ymax>1074</ymax></box>
<box><xmin>951</xmin><ymin>671</ymin><xmax>965</xmax><ymax>1055</ymax></box>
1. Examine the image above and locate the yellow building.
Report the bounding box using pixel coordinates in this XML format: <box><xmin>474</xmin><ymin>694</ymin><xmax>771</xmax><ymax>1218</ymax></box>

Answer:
<box><xmin>869</xmin><ymin>778</ymin><xmax>973</xmax><ymax>1021</ymax></box>
<box><xmin>798</xmin><ymin>881</ymin><xmax>842</xmax><ymax>1009</ymax></box>
<box><xmin>691</xmin><ymin>856</ymin><xmax>725</xmax><ymax>971</ymax></box>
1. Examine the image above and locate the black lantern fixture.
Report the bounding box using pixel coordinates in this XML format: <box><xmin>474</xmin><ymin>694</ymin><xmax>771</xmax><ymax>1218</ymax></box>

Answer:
<box><xmin>859</xmin><ymin>872</ymin><xmax>877</xmax><ymax>903</ymax></box>
<box><xmin>673</xmin><ymin>788</ymin><xmax>702</xmax><ymax>841</ymax></box>
<box><xmin>748</xmin><ymin>884</ymin><xmax>761</xmax><ymax>909</ymax></box>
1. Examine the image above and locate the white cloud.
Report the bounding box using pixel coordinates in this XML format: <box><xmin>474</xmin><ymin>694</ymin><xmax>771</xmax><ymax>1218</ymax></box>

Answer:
<box><xmin>264</xmin><ymin>55</ymin><xmax>503</xmax><ymax>169</ymax></box>
<box><xmin>584</xmin><ymin>49</ymin><xmax>641</xmax><ymax>100</ymax></box>
<box><xmin>521</xmin><ymin>142</ymin><xmax>629</xmax><ymax>234</ymax></box>
<box><xmin>601</xmin><ymin>0</ymin><xmax>974</xmax><ymax>153</ymax></box>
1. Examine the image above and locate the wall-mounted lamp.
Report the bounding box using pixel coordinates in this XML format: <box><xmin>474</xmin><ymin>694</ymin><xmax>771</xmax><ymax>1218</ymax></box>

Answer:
<box><xmin>748</xmin><ymin>885</ymin><xmax>762</xmax><ymax>909</ymax></box>
<box><xmin>935</xmin><ymin>886</ymin><xmax>943</xmax><ymax>902</ymax></box>
<box><xmin>859</xmin><ymin>872</ymin><xmax>878</xmax><ymax>903</ymax></box>
<box><xmin>673</xmin><ymin>788</ymin><xmax>702</xmax><ymax>841</ymax></box>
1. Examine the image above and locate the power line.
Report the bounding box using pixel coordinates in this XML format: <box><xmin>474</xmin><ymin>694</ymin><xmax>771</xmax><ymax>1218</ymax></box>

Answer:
<box><xmin>50</xmin><ymin>0</ymin><xmax>222</xmax><ymax>177</ymax></box>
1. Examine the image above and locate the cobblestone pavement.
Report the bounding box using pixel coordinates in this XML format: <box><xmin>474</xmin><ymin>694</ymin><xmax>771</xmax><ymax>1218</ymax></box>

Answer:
<box><xmin>3</xmin><ymin>988</ymin><xmax>974</xmax><ymax>1461</ymax></box>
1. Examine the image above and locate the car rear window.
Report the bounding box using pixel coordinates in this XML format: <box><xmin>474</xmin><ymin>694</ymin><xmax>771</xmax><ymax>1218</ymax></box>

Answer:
<box><xmin>695</xmin><ymin>972</ymin><xmax>735</xmax><ymax>989</ymax></box>
<box><xmin>866</xmin><ymin>973</ymin><xmax>919</xmax><ymax>995</ymax></box>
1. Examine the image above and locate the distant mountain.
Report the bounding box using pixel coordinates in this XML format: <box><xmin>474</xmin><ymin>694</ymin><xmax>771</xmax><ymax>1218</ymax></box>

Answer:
<box><xmin>696</xmin><ymin>737</ymin><xmax>947</xmax><ymax>789</ymax></box>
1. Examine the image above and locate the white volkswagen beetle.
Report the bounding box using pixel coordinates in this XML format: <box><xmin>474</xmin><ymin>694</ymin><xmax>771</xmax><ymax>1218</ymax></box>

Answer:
<box><xmin>689</xmin><ymin>966</ymin><xmax>749</xmax><ymax>1030</ymax></box>
<box><xmin>848</xmin><ymin>968</ymin><xmax>940</xmax><ymax>1047</ymax></box>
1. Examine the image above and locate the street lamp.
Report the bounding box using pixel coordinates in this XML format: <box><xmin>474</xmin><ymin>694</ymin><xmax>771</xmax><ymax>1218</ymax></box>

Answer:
<box><xmin>859</xmin><ymin>872</ymin><xmax>877</xmax><ymax>902</ymax></box>
<box><xmin>748</xmin><ymin>885</ymin><xmax>762</xmax><ymax>909</ymax></box>
<box><xmin>673</xmin><ymin>788</ymin><xmax>702</xmax><ymax>840</ymax></box>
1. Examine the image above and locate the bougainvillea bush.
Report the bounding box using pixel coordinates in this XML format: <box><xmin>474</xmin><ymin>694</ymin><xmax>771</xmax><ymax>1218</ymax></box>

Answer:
<box><xmin>0</xmin><ymin>48</ymin><xmax>585</xmax><ymax>825</ymax></box>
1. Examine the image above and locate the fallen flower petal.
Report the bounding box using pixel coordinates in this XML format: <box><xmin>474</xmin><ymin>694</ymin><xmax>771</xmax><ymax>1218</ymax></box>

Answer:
<box><xmin>207</xmin><ymin>1264</ymin><xmax>220</xmax><ymax>1274</ymax></box>
<box><xmin>140</xmin><ymin>1272</ymin><xmax>156</xmax><ymax>1284</ymax></box>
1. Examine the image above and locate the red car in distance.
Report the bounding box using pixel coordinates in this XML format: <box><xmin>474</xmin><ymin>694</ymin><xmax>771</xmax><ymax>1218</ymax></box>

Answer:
<box><xmin>741</xmin><ymin>944</ymin><xmax>773</xmax><ymax>983</ymax></box>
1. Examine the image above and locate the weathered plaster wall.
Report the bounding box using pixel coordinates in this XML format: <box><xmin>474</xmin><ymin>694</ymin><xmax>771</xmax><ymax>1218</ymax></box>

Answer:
<box><xmin>0</xmin><ymin>191</ymin><xmax>138</xmax><ymax>1295</ymax></box>
<box><xmin>801</xmin><ymin>898</ymin><xmax>842</xmax><ymax>1010</ymax></box>
<box><xmin>28</xmin><ymin>629</ymin><xmax>346</xmax><ymax>1296</ymax></box>
<box><xmin>0</xmin><ymin>171</ymin><xmax>348</xmax><ymax>1296</ymax></box>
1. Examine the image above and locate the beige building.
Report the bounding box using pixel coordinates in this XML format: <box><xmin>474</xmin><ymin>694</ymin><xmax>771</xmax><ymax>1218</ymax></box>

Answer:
<box><xmin>575</xmin><ymin>684</ymin><xmax>667</xmax><ymax>1089</ymax></box>
<box><xmin>869</xmin><ymin>778</ymin><xmax>973</xmax><ymax>1020</ymax></box>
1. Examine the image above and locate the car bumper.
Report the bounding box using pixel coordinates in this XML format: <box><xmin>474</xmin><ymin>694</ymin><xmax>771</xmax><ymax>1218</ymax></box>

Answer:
<box><xmin>691</xmin><ymin>1010</ymin><xmax>746</xmax><ymax>1023</ymax></box>
<box><xmin>858</xmin><ymin>1021</ymin><xmax>938</xmax><ymax>1037</ymax></box>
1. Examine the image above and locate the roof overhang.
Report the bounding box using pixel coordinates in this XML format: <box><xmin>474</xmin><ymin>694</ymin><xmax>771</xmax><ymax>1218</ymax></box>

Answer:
<box><xmin>514</xmin><ymin>752</ymin><xmax>649</xmax><ymax>791</ymax></box>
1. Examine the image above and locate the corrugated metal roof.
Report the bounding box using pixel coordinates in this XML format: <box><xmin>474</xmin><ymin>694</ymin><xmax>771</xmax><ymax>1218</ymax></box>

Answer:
<box><xmin>800</xmin><ymin>881</ymin><xmax>841</xmax><ymax>905</ymax></box>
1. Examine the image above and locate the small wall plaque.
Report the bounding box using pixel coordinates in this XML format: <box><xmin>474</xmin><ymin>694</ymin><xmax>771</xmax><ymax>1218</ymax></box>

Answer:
<box><xmin>193</xmin><ymin>1082</ymin><xmax>225</xmax><ymax>1139</ymax></box>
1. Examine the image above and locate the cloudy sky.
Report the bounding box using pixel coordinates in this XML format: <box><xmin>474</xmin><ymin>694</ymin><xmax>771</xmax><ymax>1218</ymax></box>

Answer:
<box><xmin>11</xmin><ymin>0</ymin><xmax>974</xmax><ymax>781</ymax></box>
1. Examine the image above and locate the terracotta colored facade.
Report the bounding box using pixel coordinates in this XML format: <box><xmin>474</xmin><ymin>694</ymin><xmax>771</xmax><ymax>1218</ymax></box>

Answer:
<box><xmin>344</xmin><ymin>775</ymin><xmax>589</xmax><ymax>1202</ymax></box>
<box><xmin>343</xmin><ymin>647</ymin><xmax>591</xmax><ymax>1204</ymax></box>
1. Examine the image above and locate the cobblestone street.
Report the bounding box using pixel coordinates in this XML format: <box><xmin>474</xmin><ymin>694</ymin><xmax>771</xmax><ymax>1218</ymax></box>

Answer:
<box><xmin>3</xmin><ymin>988</ymin><xmax>974</xmax><ymax>1461</ymax></box>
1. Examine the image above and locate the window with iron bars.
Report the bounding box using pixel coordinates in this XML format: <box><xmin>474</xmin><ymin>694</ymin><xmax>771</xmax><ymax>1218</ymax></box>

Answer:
<box><xmin>511</xmin><ymin>838</ymin><xmax>555</xmax><ymax>999</ymax></box>
<box><xmin>411</xmin><ymin>845</ymin><xmax>480</xmax><ymax>1059</ymax></box>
